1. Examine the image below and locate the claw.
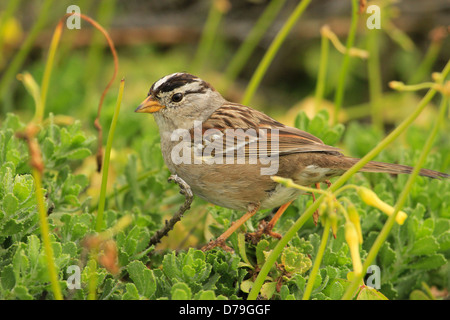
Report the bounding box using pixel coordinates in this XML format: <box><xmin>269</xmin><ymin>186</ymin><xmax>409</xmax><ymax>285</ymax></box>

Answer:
<box><xmin>246</xmin><ymin>220</ymin><xmax>282</xmax><ymax>244</ymax></box>
<box><xmin>201</xmin><ymin>238</ymin><xmax>234</xmax><ymax>252</ymax></box>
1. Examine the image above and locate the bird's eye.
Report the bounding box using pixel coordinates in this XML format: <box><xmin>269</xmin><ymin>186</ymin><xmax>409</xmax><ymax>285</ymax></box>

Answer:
<box><xmin>171</xmin><ymin>93</ymin><xmax>183</xmax><ymax>102</ymax></box>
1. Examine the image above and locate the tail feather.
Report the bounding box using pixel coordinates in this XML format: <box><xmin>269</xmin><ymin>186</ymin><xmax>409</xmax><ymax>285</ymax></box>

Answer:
<box><xmin>345</xmin><ymin>157</ymin><xmax>449</xmax><ymax>180</ymax></box>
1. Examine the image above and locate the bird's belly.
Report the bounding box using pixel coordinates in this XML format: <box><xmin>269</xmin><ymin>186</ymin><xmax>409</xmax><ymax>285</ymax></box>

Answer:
<box><xmin>170</xmin><ymin>162</ymin><xmax>280</xmax><ymax>211</ymax></box>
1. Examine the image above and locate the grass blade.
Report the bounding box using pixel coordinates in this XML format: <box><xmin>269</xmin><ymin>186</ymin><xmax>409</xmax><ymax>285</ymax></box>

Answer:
<box><xmin>241</xmin><ymin>0</ymin><xmax>312</xmax><ymax>106</ymax></box>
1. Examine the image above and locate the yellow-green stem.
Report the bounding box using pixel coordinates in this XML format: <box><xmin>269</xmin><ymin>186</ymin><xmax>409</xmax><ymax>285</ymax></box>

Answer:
<box><xmin>82</xmin><ymin>0</ymin><xmax>117</xmax><ymax>112</ymax></box>
<box><xmin>95</xmin><ymin>79</ymin><xmax>125</xmax><ymax>232</ymax></box>
<box><xmin>87</xmin><ymin>254</ymin><xmax>98</xmax><ymax>300</ymax></box>
<box><xmin>332</xmin><ymin>0</ymin><xmax>359</xmax><ymax>124</ymax></box>
<box><xmin>33</xmin><ymin>168</ymin><xmax>63</xmax><ymax>300</ymax></box>
<box><xmin>341</xmin><ymin>84</ymin><xmax>449</xmax><ymax>300</ymax></box>
<box><xmin>409</xmin><ymin>39</ymin><xmax>443</xmax><ymax>84</ymax></box>
<box><xmin>302</xmin><ymin>219</ymin><xmax>331</xmax><ymax>300</ymax></box>
<box><xmin>222</xmin><ymin>0</ymin><xmax>286</xmax><ymax>92</ymax></box>
<box><xmin>192</xmin><ymin>0</ymin><xmax>226</xmax><ymax>73</ymax></box>
<box><xmin>40</xmin><ymin>22</ymin><xmax>63</xmax><ymax>123</ymax></box>
<box><xmin>248</xmin><ymin>59</ymin><xmax>450</xmax><ymax>300</ymax></box>
<box><xmin>367</xmin><ymin>28</ymin><xmax>383</xmax><ymax>130</ymax></box>
<box><xmin>389</xmin><ymin>81</ymin><xmax>436</xmax><ymax>92</ymax></box>
<box><xmin>241</xmin><ymin>0</ymin><xmax>312</xmax><ymax>106</ymax></box>
<box><xmin>314</xmin><ymin>28</ymin><xmax>330</xmax><ymax>112</ymax></box>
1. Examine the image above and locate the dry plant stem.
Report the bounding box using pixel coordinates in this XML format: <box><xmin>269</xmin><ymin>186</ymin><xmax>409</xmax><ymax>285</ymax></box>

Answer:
<box><xmin>84</xmin><ymin>0</ymin><xmax>117</xmax><ymax>85</ymax></box>
<box><xmin>11</xmin><ymin>11</ymin><xmax>119</xmax><ymax>301</ymax></box>
<box><xmin>148</xmin><ymin>175</ymin><xmax>194</xmax><ymax>247</ymax></box>
<box><xmin>45</xmin><ymin>13</ymin><xmax>119</xmax><ymax>172</ymax></box>
<box><xmin>248</xmin><ymin>60</ymin><xmax>450</xmax><ymax>300</ymax></box>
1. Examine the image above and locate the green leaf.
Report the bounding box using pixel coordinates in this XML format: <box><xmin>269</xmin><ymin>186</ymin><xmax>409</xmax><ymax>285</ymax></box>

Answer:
<box><xmin>13</xmin><ymin>285</ymin><xmax>33</xmax><ymax>300</ymax></box>
<box><xmin>357</xmin><ymin>286</ymin><xmax>388</xmax><ymax>300</ymax></box>
<box><xmin>256</xmin><ymin>239</ymin><xmax>270</xmax><ymax>267</ymax></box>
<box><xmin>2</xmin><ymin>113</ymin><xmax>23</xmax><ymax>131</ymax></box>
<box><xmin>379</xmin><ymin>242</ymin><xmax>396</xmax><ymax>266</ymax></box>
<box><xmin>71</xmin><ymin>223</ymin><xmax>89</xmax><ymax>240</ymax></box>
<box><xmin>60</xmin><ymin>127</ymin><xmax>71</xmax><ymax>147</ymax></box>
<box><xmin>171</xmin><ymin>282</ymin><xmax>191</xmax><ymax>300</ymax></box>
<box><xmin>312</xmin><ymin>272</ymin><xmax>323</xmax><ymax>290</ymax></box>
<box><xmin>27</xmin><ymin>235</ymin><xmax>41</xmax><ymax>266</ymax></box>
<box><xmin>294</xmin><ymin>112</ymin><xmax>309</xmax><ymax>131</ymax></box>
<box><xmin>240</xmin><ymin>279</ymin><xmax>253</xmax><ymax>293</ymax></box>
<box><xmin>260</xmin><ymin>281</ymin><xmax>277</xmax><ymax>299</ymax></box>
<box><xmin>62</xmin><ymin>241</ymin><xmax>78</xmax><ymax>257</ymax></box>
<box><xmin>409</xmin><ymin>236</ymin><xmax>439</xmax><ymax>256</ymax></box>
<box><xmin>323</xmin><ymin>279</ymin><xmax>345</xmax><ymax>299</ymax></box>
<box><xmin>433</xmin><ymin>218</ymin><xmax>450</xmax><ymax>237</ymax></box>
<box><xmin>2</xmin><ymin>193</ymin><xmax>19</xmax><ymax>215</ymax></box>
<box><xmin>65</xmin><ymin>148</ymin><xmax>91</xmax><ymax>160</ymax></box>
<box><xmin>1</xmin><ymin>265</ymin><xmax>16</xmax><ymax>290</ymax></box>
<box><xmin>416</xmin><ymin>218</ymin><xmax>434</xmax><ymax>239</ymax></box>
<box><xmin>123</xmin><ymin>283</ymin><xmax>140</xmax><ymax>300</ymax></box>
<box><xmin>437</xmin><ymin>231</ymin><xmax>450</xmax><ymax>252</ymax></box>
<box><xmin>162</xmin><ymin>251</ymin><xmax>181</xmax><ymax>281</ymax></box>
<box><xmin>237</xmin><ymin>233</ymin><xmax>253</xmax><ymax>268</ymax></box>
<box><xmin>409</xmin><ymin>290</ymin><xmax>431</xmax><ymax>300</ymax></box>
<box><xmin>195</xmin><ymin>290</ymin><xmax>216</xmax><ymax>300</ymax></box>
<box><xmin>409</xmin><ymin>254</ymin><xmax>446</xmax><ymax>270</ymax></box>
<box><xmin>2</xmin><ymin>219</ymin><xmax>24</xmax><ymax>236</ymax></box>
<box><xmin>308</xmin><ymin>112</ymin><xmax>326</xmax><ymax>137</ymax></box>
<box><xmin>0</xmin><ymin>162</ymin><xmax>15</xmax><ymax>193</ymax></box>
<box><xmin>280</xmin><ymin>246</ymin><xmax>312</xmax><ymax>274</ymax></box>
<box><xmin>127</xmin><ymin>260</ymin><xmax>156</xmax><ymax>298</ymax></box>
<box><xmin>13</xmin><ymin>175</ymin><xmax>34</xmax><ymax>203</ymax></box>
<box><xmin>64</xmin><ymin>194</ymin><xmax>81</xmax><ymax>206</ymax></box>
<box><xmin>41</xmin><ymin>137</ymin><xmax>55</xmax><ymax>161</ymax></box>
<box><xmin>182</xmin><ymin>265</ymin><xmax>195</xmax><ymax>279</ymax></box>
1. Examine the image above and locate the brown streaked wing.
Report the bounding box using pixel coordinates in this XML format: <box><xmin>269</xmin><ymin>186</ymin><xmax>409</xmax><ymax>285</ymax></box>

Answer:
<box><xmin>189</xmin><ymin>103</ymin><xmax>342</xmax><ymax>158</ymax></box>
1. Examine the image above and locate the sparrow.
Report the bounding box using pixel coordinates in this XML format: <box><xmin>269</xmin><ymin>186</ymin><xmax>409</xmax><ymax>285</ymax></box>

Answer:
<box><xmin>135</xmin><ymin>72</ymin><xmax>449</xmax><ymax>250</ymax></box>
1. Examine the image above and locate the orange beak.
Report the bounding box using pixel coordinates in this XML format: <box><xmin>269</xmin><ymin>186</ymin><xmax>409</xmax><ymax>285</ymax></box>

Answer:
<box><xmin>135</xmin><ymin>96</ymin><xmax>165</xmax><ymax>113</ymax></box>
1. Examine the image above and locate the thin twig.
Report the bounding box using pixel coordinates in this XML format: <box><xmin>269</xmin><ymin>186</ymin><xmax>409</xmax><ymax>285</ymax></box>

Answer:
<box><xmin>148</xmin><ymin>175</ymin><xmax>194</xmax><ymax>247</ymax></box>
<box><xmin>52</xmin><ymin>13</ymin><xmax>119</xmax><ymax>172</ymax></box>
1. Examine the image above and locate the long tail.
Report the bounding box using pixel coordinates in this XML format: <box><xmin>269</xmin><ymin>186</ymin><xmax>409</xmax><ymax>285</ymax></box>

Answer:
<box><xmin>345</xmin><ymin>157</ymin><xmax>449</xmax><ymax>179</ymax></box>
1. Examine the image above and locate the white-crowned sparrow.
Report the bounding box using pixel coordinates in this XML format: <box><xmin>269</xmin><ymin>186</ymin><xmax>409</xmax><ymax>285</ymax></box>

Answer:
<box><xmin>135</xmin><ymin>72</ymin><xmax>449</xmax><ymax>250</ymax></box>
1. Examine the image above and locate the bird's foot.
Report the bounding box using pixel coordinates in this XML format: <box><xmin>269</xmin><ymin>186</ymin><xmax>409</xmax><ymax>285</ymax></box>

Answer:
<box><xmin>201</xmin><ymin>238</ymin><xmax>234</xmax><ymax>252</ymax></box>
<box><xmin>168</xmin><ymin>174</ymin><xmax>193</xmax><ymax>199</ymax></box>
<box><xmin>246</xmin><ymin>220</ymin><xmax>282</xmax><ymax>244</ymax></box>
